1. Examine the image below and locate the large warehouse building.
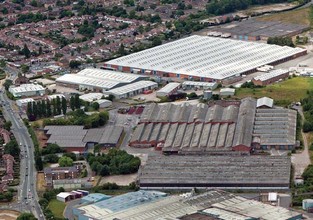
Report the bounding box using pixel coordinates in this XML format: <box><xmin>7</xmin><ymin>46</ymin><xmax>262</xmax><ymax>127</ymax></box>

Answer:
<box><xmin>56</xmin><ymin>68</ymin><xmax>148</xmax><ymax>92</ymax></box>
<box><xmin>130</xmin><ymin>97</ymin><xmax>297</xmax><ymax>153</ymax></box>
<box><xmin>105</xmin><ymin>35</ymin><xmax>306</xmax><ymax>82</ymax></box>
<box><xmin>73</xmin><ymin>190</ymin><xmax>301</xmax><ymax>220</ymax></box>
<box><xmin>139</xmin><ymin>155</ymin><xmax>291</xmax><ymax>190</ymax></box>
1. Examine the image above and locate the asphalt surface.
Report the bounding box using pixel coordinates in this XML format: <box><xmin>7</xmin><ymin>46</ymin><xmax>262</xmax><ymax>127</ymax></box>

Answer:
<box><xmin>0</xmin><ymin>68</ymin><xmax>45</xmax><ymax>219</ymax></box>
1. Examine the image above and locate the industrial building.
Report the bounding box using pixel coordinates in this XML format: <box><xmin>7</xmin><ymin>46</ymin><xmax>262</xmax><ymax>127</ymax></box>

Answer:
<box><xmin>16</xmin><ymin>98</ymin><xmax>35</xmax><ymax>107</ymax></box>
<box><xmin>139</xmin><ymin>155</ymin><xmax>291</xmax><ymax>190</ymax></box>
<box><xmin>208</xmin><ymin>19</ymin><xmax>309</xmax><ymax>41</ymax></box>
<box><xmin>74</xmin><ymin>190</ymin><xmax>167</xmax><ymax>220</ymax></box>
<box><xmin>182</xmin><ymin>81</ymin><xmax>218</xmax><ymax>90</ymax></box>
<box><xmin>252</xmin><ymin>69</ymin><xmax>290</xmax><ymax>86</ymax></box>
<box><xmin>83</xmin><ymin>126</ymin><xmax>124</xmax><ymax>148</ymax></box>
<box><xmin>80</xmin><ymin>193</ymin><xmax>111</xmax><ymax>204</ymax></box>
<box><xmin>219</xmin><ymin>88</ymin><xmax>235</xmax><ymax>96</ymax></box>
<box><xmin>130</xmin><ymin>97</ymin><xmax>297</xmax><ymax>153</ymax></box>
<box><xmin>79</xmin><ymin>93</ymin><xmax>104</xmax><ymax>102</ymax></box>
<box><xmin>105</xmin><ymin>35</ymin><xmax>306</xmax><ymax>82</ymax></box>
<box><xmin>73</xmin><ymin>190</ymin><xmax>301</xmax><ymax>220</ymax></box>
<box><xmin>156</xmin><ymin>82</ymin><xmax>181</xmax><ymax>97</ymax></box>
<box><xmin>56</xmin><ymin>68</ymin><xmax>148</xmax><ymax>92</ymax></box>
<box><xmin>103</xmin><ymin>80</ymin><xmax>158</xmax><ymax>99</ymax></box>
<box><xmin>9</xmin><ymin>84</ymin><xmax>45</xmax><ymax>97</ymax></box>
<box><xmin>44</xmin><ymin>125</ymin><xmax>124</xmax><ymax>152</ymax></box>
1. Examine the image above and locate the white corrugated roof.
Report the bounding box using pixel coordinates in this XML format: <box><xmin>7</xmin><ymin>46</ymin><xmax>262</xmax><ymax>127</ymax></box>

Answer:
<box><xmin>157</xmin><ymin>82</ymin><xmax>181</xmax><ymax>94</ymax></box>
<box><xmin>106</xmin><ymin>81</ymin><xmax>157</xmax><ymax>96</ymax></box>
<box><xmin>106</xmin><ymin>35</ymin><xmax>305</xmax><ymax>80</ymax></box>
<box><xmin>257</xmin><ymin>97</ymin><xmax>273</xmax><ymax>108</ymax></box>
<box><xmin>57</xmin><ymin>192</ymin><xmax>73</xmax><ymax>199</ymax></box>
<box><xmin>9</xmin><ymin>84</ymin><xmax>45</xmax><ymax>93</ymax></box>
<box><xmin>253</xmin><ymin>69</ymin><xmax>289</xmax><ymax>81</ymax></box>
<box><xmin>79</xmin><ymin>93</ymin><xmax>104</xmax><ymax>102</ymax></box>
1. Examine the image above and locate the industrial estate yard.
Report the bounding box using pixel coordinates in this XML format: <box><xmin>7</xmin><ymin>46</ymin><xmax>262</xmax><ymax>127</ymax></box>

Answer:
<box><xmin>3</xmin><ymin>0</ymin><xmax>313</xmax><ymax>219</ymax></box>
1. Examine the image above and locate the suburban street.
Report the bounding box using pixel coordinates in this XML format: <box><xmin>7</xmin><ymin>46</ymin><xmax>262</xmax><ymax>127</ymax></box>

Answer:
<box><xmin>0</xmin><ymin>69</ymin><xmax>44</xmax><ymax>219</ymax></box>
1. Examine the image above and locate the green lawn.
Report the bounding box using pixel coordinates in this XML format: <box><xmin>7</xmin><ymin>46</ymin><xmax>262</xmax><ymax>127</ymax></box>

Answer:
<box><xmin>234</xmin><ymin>77</ymin><xmax>313</xmax><ymax>106</ymax></box>
<box><xmin>48</xmin><ymin>199</ymin><xmax>66</xmax><ymax>218</ymax></box>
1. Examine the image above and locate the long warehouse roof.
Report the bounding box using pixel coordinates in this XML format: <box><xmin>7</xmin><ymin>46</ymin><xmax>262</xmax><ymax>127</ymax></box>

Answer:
<box><xmin>56</xmin><ymin>68</ymin><xmax>147</xmax><ymax>90</ymax></box>
<box><xmin>106</xmin><ymin>35</ymin><xmax>306</xmax><ymax>80</ymax></box>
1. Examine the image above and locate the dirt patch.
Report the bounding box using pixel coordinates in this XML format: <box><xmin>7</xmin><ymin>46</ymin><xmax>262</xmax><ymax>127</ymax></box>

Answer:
<box><xmin>0</xmin><ymin>210</ymin><xmax>20</xmax><ymax>220</ymax></box>
<box><xmin>35</xmin><ymin>130</ymin><xmax>47</xmax><ymax>149</ymax></box>
<box><xmin>99</xmin><ymin>173</ymin><xmax>138</xmax><ymax>186</ymax></box>
<box><xmin>37</xmin><ymin>173</ymin><xmax>46</xmax><ymax>192</ymax></box>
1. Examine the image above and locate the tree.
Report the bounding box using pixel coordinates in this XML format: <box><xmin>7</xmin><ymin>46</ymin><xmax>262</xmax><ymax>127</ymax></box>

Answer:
<box><xmin>32</xmin><ymin>102</ymin><xmax>38</xmax><ymax>119</ymax></box>
<box><xmin>17</xmin><ymin>213</ymin><xmax>37</xmax><ymax>220</ymax></box>
<box><xmin>35</xmin><ymin>155</ymin><xmax>43</xmax><ymax>171</ymax></box>
<box><xmin>56</xmin><ymin>96</ymin><xmax>61</xmax><ymax>115</ymax></box>
<box><xmin>44</xmin><ymin>154</ymin><xmax>59</xmax><ymax>163</ymax></box>
<box><xmin>91</xmin><ymin>102</ymin><xmax>99</xmax><ymax>111</ymax></box>
<box><xmin>61</xmin><ymin>97</ymin><xmax>67</xmax><ymax>115</ymax></box>
<box><xmin>100</xmin><ymin>165</ymin><xmax>110</xmax><ymax>176</ymax></box>
<box><xmin>4</xmin><ymin>121</ymin><xmax>12</xmax><ymax>131</ymax></box>
<box><xmin>3</xmin><ymin>79</ymin><xmax>12</xmax><ymax>90</ymax></box>
<box><xmin>4</xmin><ymin>140</ymin><xmax>19</xmax><ymax>157</ymax></box>
<box><xmin>26</xmin><ymin>102</ymin><xmax>32</xmax><ymax>119</ymax></box>
<box><xmin>58</xmin><ymin>156</ymin><xmax>73</xmax><ymax>167</ymax></box>
<box><xmin>46</xmin><ymin>99</ymin><xmax>52</xmax><ymax>117</ymax></box>
<box><xmin>52</xmin><ymin>98</ymin><xmax>57</xmax><ymax>116</ymax></box>
<box><xmin>20</xmin><ymin>64</ymin><xmax>29</xmax><ymax>73</ymax></box>
<box><xmin>22</xmin><ymin>44</ymin><xmax>31</xmax><ymax>58</ymax></box>
<box><xmin>30</xmin><ymin>0</ymin><xmax>38</xmax><ymax>7</ymax></box>
<box><xmin>69</xmin><ymin>60</ymin><xmax>81</xmax><ymax>69</ymax></box>
<box><xmin>4</xmin><ymin>191</ymin><xmax>13</xmax><ymax>201</ymax></box>
<box><xmin>118</xmin><ymin>44</ymin><xmax>126</xmax><ymax>56</ymax></box>
<box><xmin>152</xmin><ymin>37</ymin><xmax>162</xmax><ymax>47</ymax></box>
<box><xmin>41</xmin><ymin>100</ymin><xmax>47</xmax><ymax>117</ymax></box>
<box><xmin>70</xmin><ymin>96</ymin><xmax>75</xmax><ymax>111</ymax></box>
<box><xmin>74</xmin><ymin>94</ymin><xmax>80</xmax><ymax>109</ymax></box>
<box><xmin>38</xmin><ymin>46</ymin><xmax>43</xmax><ymax>55</ymax></box>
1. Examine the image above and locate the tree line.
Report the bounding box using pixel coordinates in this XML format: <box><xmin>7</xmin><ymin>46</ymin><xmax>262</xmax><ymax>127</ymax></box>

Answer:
<box><xmin>267</xmin><ymin>36</ymin><xmax>295</xmax><ymax>47</ymax></box>
<box><xmin>87</xmin><ymin>149</ymin><xmax>141</xmax><ymax>176</ymax></box>
<box><xmin>26</xmin><ymin>94</ymin><xmax>81</xmax><ymax>121</ymax></box>
<box><xmin>302</xmin><ymin>91</ymin><xmax>313</xmax><ymax>132</ymax></box>
<box><xmin>43</xmin><ymin>109</ymin><xmax>109</xmax><ymax>129</ymax></box>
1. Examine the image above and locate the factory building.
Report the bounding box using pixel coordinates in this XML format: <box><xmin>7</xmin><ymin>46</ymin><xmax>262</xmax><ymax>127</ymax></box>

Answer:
<box><xmin>72</xmin><ymin>190</ymin><xmax>301</xmax><ymax>220</ymax></box>
<box><xmin>130</xmin><ymin>97</ymin><xmax>297</xmax><ymax>153</ymax></box>
<box><xmin>103</xmin><ymin>81</ymin><xmax>158</xmax><ymax>99</ymax></box>
<box><xmin>156</xmin><ymin>82</ymin><xmax>181</xmax><ymax>97</ymax></box>
<box><xmin>182</xmin><ymin>81</ymin><xmax>218</xmax><ymax>90</ymax></box>
<box><xmin>139</xmin><ymin>155</ymin><xmax>291</xmax><ymax>190</ymax></box>
<box><xmin>252</xmin><ymin>69</ymin><xmax>290</xmax><ymax>86</ymax></box>
<box><xmin>16</xmin><ymin>98</ymin><xmax>35</xmax><ymax>107</ymax></box>
<box><xmin>220</xmin><ymin>88</ymin><xmax>235</xmax><ymax>96</ymax></box>
<box><xmin>9</xmin><ymin>84</ymin><xmax>45</xmax><ymax>98</ymax></box>
<box><xmin>44</xmin><ymin>125</ymin><xmax>124</xmax><ymax>152</ymax></box>
<box><xmin>56</xmin><ymin>68</ymin><xmax>148</xmax><ymax>92</ymax></box>
<box><xmin>105</xmin><ymin>35</ymin><xmax>306</xmax><ymax>83</ymax></box>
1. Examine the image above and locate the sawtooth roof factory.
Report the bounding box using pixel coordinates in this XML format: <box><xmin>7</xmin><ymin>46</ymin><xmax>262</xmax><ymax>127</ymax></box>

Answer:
<box><xmin>72</xmin><ymin>190</ymin><xmax>301</xmax><ymax>220</ymax></box>
<box><xmin>139</xmin><ymin>155</ymin><xmax>291</xmax><ymax>190</ymax></box>
<box><xmin>55</xmin><ymin>68</ymin><xmax>149</xmax><ymax>92</ymax></box>
<box><xmin>130</xmin><ymin>97</ymin><xmax>297</xmax><ymax>153</ymax></box>
<box><xmin>105</xmin><ymin>35</ymin><xmax>306</xmax><ymax>83</ymax></box>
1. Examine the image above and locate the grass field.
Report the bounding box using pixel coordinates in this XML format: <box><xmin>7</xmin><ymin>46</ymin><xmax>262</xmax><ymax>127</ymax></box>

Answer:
<box><xmin>257</xmin><ymin>7</ymin><xmax>311</xmax><ymax>25</ymax></box>
<box><xmin>48</xmin><ymin>199</ymin><xmax>66</xmax><ymax>219</ymax></box>
<box><xmin>234</xmin><ymin>77</ymin><xmax>313</xmax><ymax>106</ymax></box>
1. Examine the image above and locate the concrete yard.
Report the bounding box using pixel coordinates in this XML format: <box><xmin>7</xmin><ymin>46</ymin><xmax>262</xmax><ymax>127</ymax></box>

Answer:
<box><xmin>99</xmin><ymin>173</ymin><xmax>138</xmax><ymax>186</ymax></box>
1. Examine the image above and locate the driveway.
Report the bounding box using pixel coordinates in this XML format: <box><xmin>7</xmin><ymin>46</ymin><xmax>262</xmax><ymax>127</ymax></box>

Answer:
<box><xmin>291</xmin><ymin>107</ymin><xmax>311</xmax><ymax>179</ymax></box>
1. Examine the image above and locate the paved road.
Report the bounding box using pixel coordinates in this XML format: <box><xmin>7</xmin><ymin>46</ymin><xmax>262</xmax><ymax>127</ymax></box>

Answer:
<box><xmin>0</xmin><ymin>69</ymin><xmax>45</xmax><ymax>218</ymax></box>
